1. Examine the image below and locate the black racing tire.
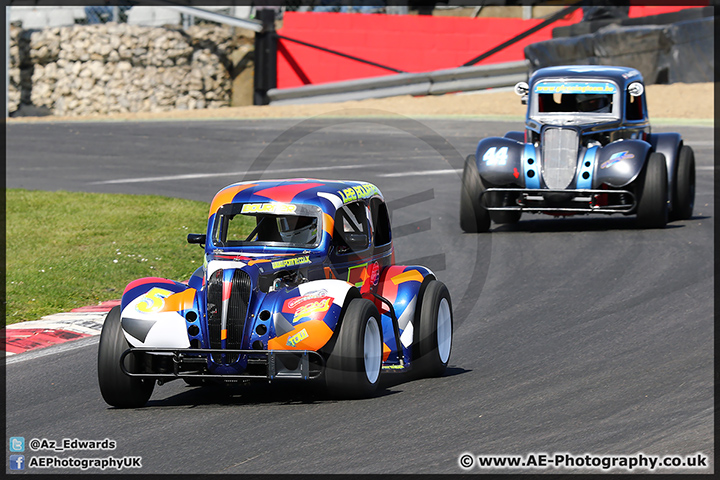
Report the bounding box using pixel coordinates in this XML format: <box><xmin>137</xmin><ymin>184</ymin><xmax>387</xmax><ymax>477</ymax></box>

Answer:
<box><xmin>460</xmin><ymin>154</ymin><xmax>491</xmax><ymax>233</ymax></box>
<box><xmin>325</xmin><ymin>298</ymin><xmax>383</xmax><ymax>399</ymax></box>
<box><xmin>413</xmin><ymin>281</ymin><xmax>453</xmax><ymax>378</ymax></box>
<box><xmin>670</xmin><ymin>145</ymin><xmax>695</xmax><ymax>221</ymax></box>
<box><xmin>97</xmin><ymin>306</ymin><xmax>154</xmax><ymax>408</ymax></box>
<box><xmin>635</xmin><ymin>152</ymin><xmax>668</xmax><ymax>229</ymax></box>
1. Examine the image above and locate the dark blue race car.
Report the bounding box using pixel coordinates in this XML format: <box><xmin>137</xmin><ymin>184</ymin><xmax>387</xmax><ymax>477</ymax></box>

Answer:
<box><xmin>460</xmin><ymin>65</ymin><xmax>695</xmax><ymax>232</ymax></box>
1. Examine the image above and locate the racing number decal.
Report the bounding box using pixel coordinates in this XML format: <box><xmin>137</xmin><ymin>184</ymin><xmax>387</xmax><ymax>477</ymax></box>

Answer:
<box><xmin>136</xmin><ymin>287</ymin><xmax>174</xmax><ymax>314</ymax></box>
<box><xmin>483</xmin><ymin>147</ymin><xmax>509</xmax><ymax>166</ymax></box>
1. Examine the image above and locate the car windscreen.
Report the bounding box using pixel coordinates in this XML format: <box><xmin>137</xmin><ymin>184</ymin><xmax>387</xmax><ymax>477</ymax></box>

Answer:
<box><xmin>530</xmin><ymin>80</ymin><xmax>619</xmax><ymax>122</ymax></box>
<box><xmin>212</xmin><ymin>203</ymin><xmax>322</xmax><ymax>249</ymax></box>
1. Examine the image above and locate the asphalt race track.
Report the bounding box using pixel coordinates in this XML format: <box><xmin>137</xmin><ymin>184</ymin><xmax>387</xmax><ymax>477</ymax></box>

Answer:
<box><xmin>5</xmin><ymin>116</ymin><xmax>714</xmax><ymax>474</ymax></box>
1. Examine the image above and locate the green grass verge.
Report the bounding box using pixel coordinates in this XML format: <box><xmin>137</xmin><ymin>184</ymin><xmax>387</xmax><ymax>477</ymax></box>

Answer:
<box><xmin>6</xmin><ymin>189</ymin><xmax>214</xmax><ymax>325</ymax></box>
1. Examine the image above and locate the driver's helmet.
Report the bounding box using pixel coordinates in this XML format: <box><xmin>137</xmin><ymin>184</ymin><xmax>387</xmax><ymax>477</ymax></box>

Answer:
<box><xmin>576</xmin><ymin>94</ymin><xmax>611</xmax><ymax>113</ymax></box>
<box><xmin>278</xmin><ymin>215</ymin><xmax>317</xmax><ymax>245</ymax></box>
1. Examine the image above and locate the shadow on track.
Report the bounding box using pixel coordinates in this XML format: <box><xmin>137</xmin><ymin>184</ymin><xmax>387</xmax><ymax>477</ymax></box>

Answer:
<box><xmin>129</xmin><ymin>367</ymin><xmax>473</xmax><ymax>409</ymax></box>
<box><xmin>478</xmin><ymin>215</ymin><xmax>707</xmax><ymax>234</ymax></box>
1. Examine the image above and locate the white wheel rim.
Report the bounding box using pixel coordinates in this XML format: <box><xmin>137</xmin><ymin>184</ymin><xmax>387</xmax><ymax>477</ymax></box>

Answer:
<box><xmin>363</xmin><ymin>317</ymin><xmax>381</xmax><ymax>384</ymax></box>
<box><xmin>437</xmin><ymin>298</ymin><xmax>452</xmax><ymax>363</ymax></box>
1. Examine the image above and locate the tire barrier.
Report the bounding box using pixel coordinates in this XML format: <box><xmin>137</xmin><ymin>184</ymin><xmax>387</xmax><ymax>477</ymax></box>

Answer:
<box><xmin>525</xmin><ymin>16</ymin><xmax>713</xmax><ymax>85</ymax></box>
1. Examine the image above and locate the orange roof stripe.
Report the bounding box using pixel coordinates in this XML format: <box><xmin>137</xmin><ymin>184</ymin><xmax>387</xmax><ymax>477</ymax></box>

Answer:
<box><xmin>208</xmin><ymin>183</ymin><xmax>257</xmax><ymax>218</ymax></box>
<box><xmin>323</xmin><ymin>212</ymin><xmax>334</xmax><ymax>237</ymax></box>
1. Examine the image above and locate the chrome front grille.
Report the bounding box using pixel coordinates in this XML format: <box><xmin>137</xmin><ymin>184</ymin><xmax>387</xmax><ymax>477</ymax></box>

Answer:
<box><xmin>206</xmin><ymin>269</ymin><xmax>251</xmax><ymax>364</ymax></box>
<box><xmin>227</xmin><ymin>270</ymin><xmax>251</xmax><ymax>354</ymax></box>
<box><xmin>541</xmin><ymin>128</ymin><xmax>579</xmax><ymax>189</ymax></box>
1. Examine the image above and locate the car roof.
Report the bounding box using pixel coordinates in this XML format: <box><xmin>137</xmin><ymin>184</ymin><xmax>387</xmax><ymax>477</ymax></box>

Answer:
<box><xmin>529</xmin><ymin>65</ymin><xmax>644</xmax><ymax>89</ymax></box>
<box><xmin>208</xmin><ymin>179</ymin><xmax>384</xmax><ymax>218</ymax></box>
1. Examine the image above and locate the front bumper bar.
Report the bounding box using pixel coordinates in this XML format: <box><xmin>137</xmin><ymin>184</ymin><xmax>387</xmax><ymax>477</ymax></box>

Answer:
<box><xmin>120</xmin><ymin>347</ymin><xmax>325</xmax><ymax>381</ymax></box>
<box><xmin>481</xmin><ymin>188</ymin><xmax>636</xmax><ymax>214</ymax></box>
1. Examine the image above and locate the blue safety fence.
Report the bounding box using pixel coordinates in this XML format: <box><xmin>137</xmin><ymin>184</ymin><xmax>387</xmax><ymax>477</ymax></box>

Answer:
<box><xmin>82</xmin><ymin>5</ymin><xmax>133</xmax><ymax>24</ymax></box>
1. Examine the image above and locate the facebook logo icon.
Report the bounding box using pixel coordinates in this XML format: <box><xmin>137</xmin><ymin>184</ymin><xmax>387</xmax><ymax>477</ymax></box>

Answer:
<box><xmin>9</xmin><ymin>455</ymin><xmax>25</xmax><ymax>470</ymax></box>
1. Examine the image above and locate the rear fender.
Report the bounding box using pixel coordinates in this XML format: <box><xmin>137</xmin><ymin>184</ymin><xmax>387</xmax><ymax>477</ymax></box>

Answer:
<box><xmin>475</xmin><ymin>137</ymin><xmax>529</xmax><ymax>187</ymax></box>
<box><xmin>374</xmin><ymin>265</ymin><xmax>435</xmax><ymax>362</ymax></box>
<box><xmin>119</xmin><ymin>277</ymin><xmax>198</xmax><ymax>348</ymax></box>
<box><xmin>594</xmin><ymin>140</ymin><xmax>651</xmax><ymax>188</ymax></box>
<box><xmin>263</xmin><ymin>279</ymin><xmax>357</xmax><ymax>352</ymax></box>
<box><xmin>648</xmin><ymin>132</ymin><xmax>682</xmax><ymax>207</ymax></box>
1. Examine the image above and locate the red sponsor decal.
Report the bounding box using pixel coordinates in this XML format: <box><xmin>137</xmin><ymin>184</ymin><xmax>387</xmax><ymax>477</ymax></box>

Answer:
<box><xmin>292</xmin><ymin>298</ymin><xmax>332</xmax><ymax>323</ymax></box>
<box><xmin>513</xmin><ymin>167</ymin><xmax>520</xmax><ymax>179</ymax></box>
<box><xmin>285</xmin><ymin>290</ymin><xmax>329</xmax><ymax>311</ymax></box>
<box><xmin>369</xmin><ymin>262</ymin><xmax>380</xmax><ymax>286</ymax></box>
<box><xmin>284</xmin><ymin>294</ymin><xmax>333</xmax><ymax>313</ymax></box>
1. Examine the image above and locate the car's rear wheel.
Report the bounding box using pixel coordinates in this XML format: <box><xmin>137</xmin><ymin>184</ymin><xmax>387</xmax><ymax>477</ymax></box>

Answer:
<box><xmin>670</xmin><ymin>145</ymin><xmax>695</xmax><ymax>221</ymax></box>
<box><xmin>635</xmin><ymin>152</ymin><xmax>668</xmax><ymax>229</ymax></box>
<box><xmin>460</xmin><ymin>154</ymin><xmax>491</xmax><ymax>233</ymax></box>
<box><xmin>97</xmin><ymin>306</ymin><xmax>154</xmax><ymax>408</ymax></box>
<box><xmin>413</xmin><ymin>280</ymin><xmax>453</xmax><ymax>378</ymax></box>
<box><xmin>325</xmin><ymin>299</ymin><xmax>383</xmax><ymax>398</ymax></box>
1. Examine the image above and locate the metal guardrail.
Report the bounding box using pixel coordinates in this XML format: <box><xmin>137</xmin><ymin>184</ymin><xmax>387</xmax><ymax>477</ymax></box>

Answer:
<box><xmin>267</xmin><ymin>60</ymin><xmax>530</xmax><ymax>105</ymax></box>
<box><xmin>160</xmin><ymin>4</ymin><xmax>263</xmax><ymax>32</ymax></box>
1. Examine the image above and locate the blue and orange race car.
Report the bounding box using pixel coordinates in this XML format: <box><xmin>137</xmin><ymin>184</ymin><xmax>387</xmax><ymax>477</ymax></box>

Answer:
<box><xmin>98</xmin><ymin>179</ymin><xmax>453</xmax><ymax>407</ymax></box>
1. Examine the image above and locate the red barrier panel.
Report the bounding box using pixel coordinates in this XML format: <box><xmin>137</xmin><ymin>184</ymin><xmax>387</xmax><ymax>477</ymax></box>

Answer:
<box><xmin>277</xmin><ymin>11</ymin><xmax>583</xmax><ymax>88</ymax></box>
<box><xmin>628</xmin><ymin>4</ymin><xmax>708</xmax><ymax>18</ymax></box>
<box><xmin>276</xmin><ymin>6</ymin><xmax>705</xmax><ymax>89</ymax></box>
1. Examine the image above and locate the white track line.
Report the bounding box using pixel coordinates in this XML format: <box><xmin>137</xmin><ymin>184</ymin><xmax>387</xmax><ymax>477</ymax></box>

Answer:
<box><xmin>379</xmin><ymin>169</ymin><xmax>460</xmax><ymax>178</ymax></box>
<box><xmin>91</xmin><ymin>163</ymin><xmax>385</xmax><ymax>185</ymax></box>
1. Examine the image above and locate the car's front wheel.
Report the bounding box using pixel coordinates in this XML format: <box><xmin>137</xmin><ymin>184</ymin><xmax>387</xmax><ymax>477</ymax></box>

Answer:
<box><xmin>635</xmin><ymin>152</ymin><xmax>668</xmax><ymax>229</ymax></box>
<box><xmin>460</xmin><ymin>154</ymin><xmax>491</xmax><ymax>233</ymax></box>
<box><xmin>97</xmin><ymin>306</ymin><xmax>154</xmax><ymax>408</ymax></box>
<box><xmin>325</xmin><ymin>298</ymin><xmax>383</xmax><ymax>399</ymax></box>
<box><xmin>413</xmin><ymin>280</ymin><xmax>453</xmax><ymax>378</ymax></box>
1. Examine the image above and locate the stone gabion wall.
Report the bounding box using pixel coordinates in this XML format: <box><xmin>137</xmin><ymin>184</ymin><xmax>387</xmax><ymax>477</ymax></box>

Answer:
<box><xmin>9</xmin><ymin>23</ymin><xmax>240</xmax><ymax>116</ymax></box>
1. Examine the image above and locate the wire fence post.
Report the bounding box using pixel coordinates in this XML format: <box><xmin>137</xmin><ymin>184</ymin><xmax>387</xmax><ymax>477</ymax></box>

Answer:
<box><xmin>253</xmin><ymin>7</ymin><xmax>277</xmax><ymax>106</ymax></box>
<box><xmin>6</xmin><ymin>5</ymin><xmax>9</xmax><ymax>118</ymax></box>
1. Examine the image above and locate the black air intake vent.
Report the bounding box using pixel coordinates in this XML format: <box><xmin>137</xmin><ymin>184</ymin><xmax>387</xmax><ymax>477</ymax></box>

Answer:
<box><xmin>226</xmin><ymin>269</ymin><xmax>252</xmax><ymax>363</ymax></box>
<box><xmin>207</xmin><ymin>269</ymin><xmax>223</xmax><ymax>356</ymax></box>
